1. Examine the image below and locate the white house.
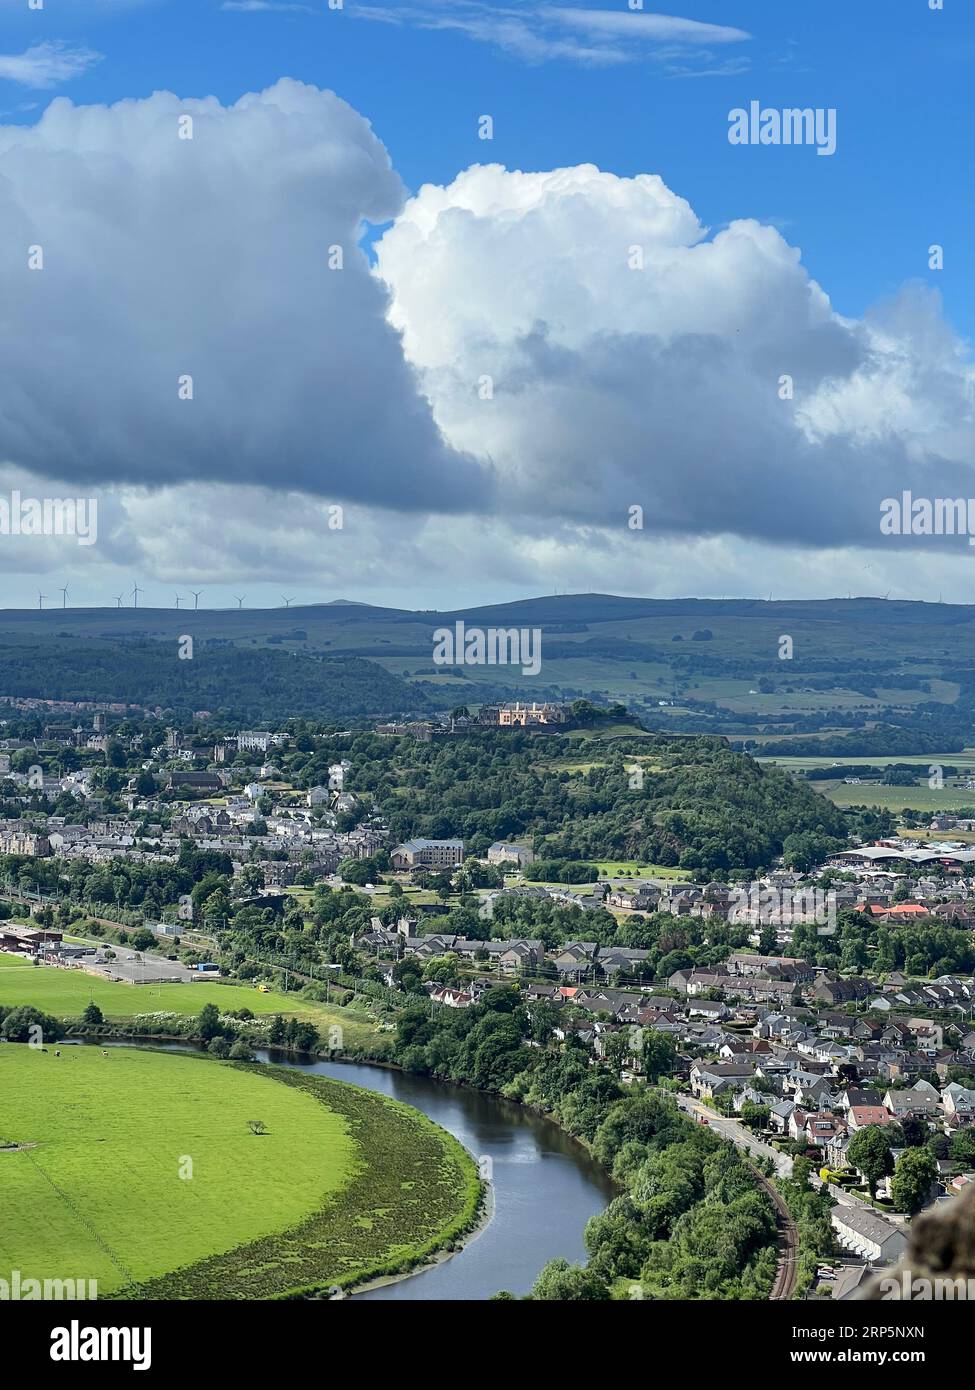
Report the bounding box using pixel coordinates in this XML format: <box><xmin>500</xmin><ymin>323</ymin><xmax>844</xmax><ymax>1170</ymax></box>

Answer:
<box><xmin>830</xmin><ymin>1205</ymin><xmax>908</xmax><ymax>1265</ymax></box>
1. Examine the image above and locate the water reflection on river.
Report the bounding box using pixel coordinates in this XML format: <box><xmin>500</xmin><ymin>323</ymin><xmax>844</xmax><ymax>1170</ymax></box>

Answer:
<box><xmin>299</xmin><ymin>1056</ymin><xmax>616</xmax><ymax>1300</ymax></box>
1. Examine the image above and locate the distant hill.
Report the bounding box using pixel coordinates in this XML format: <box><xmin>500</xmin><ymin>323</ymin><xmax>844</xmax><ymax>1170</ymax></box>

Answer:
<box><xmin>0</xmin><ymin>639</ymin><xmax>427</xmax><ymax>723</ymax></box>
<box><xmin>0</xmin><ymin>593</ymin><xmax>972</xmax><ymax>742</ymax></box>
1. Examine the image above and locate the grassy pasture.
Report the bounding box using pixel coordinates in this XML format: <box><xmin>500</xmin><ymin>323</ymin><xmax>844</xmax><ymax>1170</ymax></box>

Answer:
<box><xmin>126</xmin><ymin>1065</ymin><xmax>483</xmax><ymax>1299</ymax></box>
<box><xmin>756</xmin><ymin>750</ymin><xmax>975</xmax><ymax>772</ymax></box>
<box><xmin>0</xmin><ymin>1046</ymin><xmax>354</xmax><ymax>1294</ymax></box>
<box><xmin>818</xmin><ymin>782</ymin><xmax>975</xmax><ymax>812</ymax></box>
<box><xmin>0</xmin><ymin>963</ymin><xmax>379</xmax><ymax>1049</ymax></box>
<box><xmin>0</xmin><ymin>1046</ymin><xmax>480</xmax><ymax>1299</ymax></box>
<box><xmin>756</xmin><ymin>747</ymin><xmax>975</xmax><ymax>814</ymax></box>
<box><xmin>897</xmin><ymin>827</ymin><xmax>975</xmax><ymax>844</ymax></box>
<box><xmin>592</xmin><ymin>861</ymin><xmax>687</xmax><ymax>880</ymax></box>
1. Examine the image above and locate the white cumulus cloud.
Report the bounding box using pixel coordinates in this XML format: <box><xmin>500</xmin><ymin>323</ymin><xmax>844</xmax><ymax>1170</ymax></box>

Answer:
<box><xmin>375</xmin><ymin>162</ymin><xmax>975</xmax><ymax>551</ymax></box>
<box><xmin>3</xmin><ymin>83</ymin><xmax>975</xmax><ymax>607</ymax></box>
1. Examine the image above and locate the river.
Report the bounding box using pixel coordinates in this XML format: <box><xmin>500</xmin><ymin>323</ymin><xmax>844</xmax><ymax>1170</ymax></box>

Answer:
<box><xmin>89</xmin><ymin>1039</ymin><xmax>615</xmax><ymax>1300</ymax></box>
<box><xmin>277</xmin><ymin>1053</ymin><xmax>617</xmax><ymax>1300</ymax></box>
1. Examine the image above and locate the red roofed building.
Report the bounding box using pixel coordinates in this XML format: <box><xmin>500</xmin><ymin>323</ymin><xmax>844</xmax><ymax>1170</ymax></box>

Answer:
<box><xmin>856</xmin><ymin>902</ymin><xmax>930</xmax><ymax>922</ymax></box>
<box><xmin>805</xmin><ymin>1112</ymin><xmax>845</xmax><ymax>1147</ymax></box>
<box><xmin>848</xmin><ymin>1105</ymin><xmax>892</xmax><ymax>1131</ymax></box>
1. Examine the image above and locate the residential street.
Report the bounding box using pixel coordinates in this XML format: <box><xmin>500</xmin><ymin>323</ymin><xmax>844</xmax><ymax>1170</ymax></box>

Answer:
<box><xmin>673</xmin><ymin>1094</ymin><xmax>902</xmax><ymax>1221</ymax></box>
<box><xmin>676</xmin><ymin>1093</ymin><xmax>795</xmax><ymax>1177</ymax></box>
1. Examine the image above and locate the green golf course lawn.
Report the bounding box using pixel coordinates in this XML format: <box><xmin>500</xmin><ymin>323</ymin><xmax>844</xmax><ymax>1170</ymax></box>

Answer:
<box><xmin>0</xmin><ymin>1045</ymin><xmax>480</xmax><ymax>1298</ymax></box>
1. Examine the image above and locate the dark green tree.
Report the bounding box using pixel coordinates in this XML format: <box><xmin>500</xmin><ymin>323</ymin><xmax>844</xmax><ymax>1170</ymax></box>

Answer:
<box><xmin>847</xmin><ymin>1125</ymin><xmax>894</xmax><ymax>1196</ymax></box>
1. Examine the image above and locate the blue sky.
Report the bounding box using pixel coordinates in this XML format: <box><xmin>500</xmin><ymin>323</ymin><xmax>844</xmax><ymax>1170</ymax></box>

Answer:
<box><xmin>3</xmin><ymin>0</ymin><xmax>970</xmax><ymax>335</ymax></box>
<box><xmin>1</xmin><ymin>1</ymin><xmax>974</xmax><ymax>611</ymax></box>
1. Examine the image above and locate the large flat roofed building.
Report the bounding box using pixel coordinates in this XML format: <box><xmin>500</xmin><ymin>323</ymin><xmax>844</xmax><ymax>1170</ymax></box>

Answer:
<box><xmin>390</xmin><ymin>838</ymin><xmax>465</xmax><ymax>870</ymax></box>
<box><xmin>832</xmin><ymin>845</ymin><xmax>975</xmax><ymax>868</ymax></box>
<box><xmin>0</xmin><ymin>926</ymin><xmax>63</xmax><ymax>955</ymax></box>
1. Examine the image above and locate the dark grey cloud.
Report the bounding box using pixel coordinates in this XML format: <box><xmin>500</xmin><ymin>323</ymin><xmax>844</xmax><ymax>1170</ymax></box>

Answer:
<box><xmin>0</xmin><ymin>80</ymin><xmax>491</xmax><ymax>513</ymax></box>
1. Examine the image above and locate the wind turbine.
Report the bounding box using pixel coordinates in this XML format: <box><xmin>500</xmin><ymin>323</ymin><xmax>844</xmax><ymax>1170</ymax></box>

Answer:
<box><xmin>37</xmin><ymin>591</ymin><xmax>47</xmax><ymax>611</ymax></box>
<box><xmin>191</xmin><ymin>590</ymin><xmax>202</xmax><ymax>611</ymax></box>
<box><xmin>281</xmin><ymin>596</ymin><xmax>295</xmax><ymax>608</ymax></box>
<box><xmin>234</xmin><ymin>596</ymin><xmax>245</xmax><ymax>609</ymax></box>
<box><xmin>131</xmin><ymin>583</ymin><xmax>142</xmax><ymax>609</ymax></box>
<box><xmin>60</xmin><ymin>584</ymin><xmax>69</xmax><ymax>609</ymax></box>
<box><xmin>174</xmin><ymin>594</ymin><xmax>183</xmax><ymax>609</ymax></box>
<box><xmin>113</xmin><ymin>594</ymin><xmax>124</xmax><ymax>609</ymax></box>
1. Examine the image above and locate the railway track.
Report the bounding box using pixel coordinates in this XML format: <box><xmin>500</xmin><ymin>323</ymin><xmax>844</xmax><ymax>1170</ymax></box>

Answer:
<box><xmin>756</xmin><ymin>1169</ymin><xmax>799</xmax><ymax>1300</ymax></box>
<box><xmin>675</xmin><ymin>1097</ymin><xmax>800</xmax><ymax>1299</ymax></box>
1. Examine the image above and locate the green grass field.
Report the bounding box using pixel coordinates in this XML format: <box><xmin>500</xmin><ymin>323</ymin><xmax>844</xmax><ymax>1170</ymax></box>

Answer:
<box><xmin>282</xmin><ymin>886</ymin><xmax>315</xmax><ymax>906</ymax></box>
<box><xmin>815</xmin><ymin>781</ymin><xmax>975</xmax><ymax>812</ymax></box>
<box><xmin>593</xmin><ymin>861</ymin><xmax>687</xmax><ymax>880</ymax></box>
<box><xmin>0</xmin><ymin>1046</ymin><xmax>354</xmax><ymax>1294</ymax></box>
<box><xmin>367</xmin><ymin>886</ymin><xmax>441</xmax><ymax>909</ymax></box>
<box><xmin>130</xmin><ymin>1065</ymin><xmax>482</xmax><ymax>1299</ymax></box>
<box><xmin>0</xmin><ymin>1046</ymin><xmax>480</xmax><ymax>1299</ymax></box>
<box><xmin>753</xmin><ymin>749</ymin><xmax>975</xmax><ymax>813</ymax></box>
<box><xmin>897</xmin><ymin>827</ymin><xmax>975</xmax><ymax>844</ymax></box>
<box><xmin>756</xmin><ymin>750</ymin><xmax>975</xmax><ymax>772</ymax></box>
<box><xmin>552</xmin><ymin>755</ymin><xmax>666</xmax><ymax>774</ymax></box>
<box><xmin>0</xmin><ymin>963</ymin><xmax>379</xmax><ymax>1049</ymax></box>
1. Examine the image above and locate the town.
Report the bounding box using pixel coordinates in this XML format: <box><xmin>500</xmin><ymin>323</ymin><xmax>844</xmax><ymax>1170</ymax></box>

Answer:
<box><xmin>2</xmin><ymin>698</ymin><xmax>975</xmax><ymax>1302</ymax></box>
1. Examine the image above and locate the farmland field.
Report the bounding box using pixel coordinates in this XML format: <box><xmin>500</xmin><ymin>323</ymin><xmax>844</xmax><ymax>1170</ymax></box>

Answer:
<box><xmin>0</xmin><ymin>964</ymin><xmax>299</xmax><ymax>1017</ymax></box>
<box><xmin>815</xmin><ymin>781</ymin><xmax>975</xmax><ymax>812</ymax></box>
<box><xmin>0</xmin><ymin>1046</ymin><xmax>354</xmax><ymax>1294</ymax></box>
<box><xmin>592</xmin><ymin>861</ymin><xmax>687</xmax><ymax>880</ymax></box>
<box><xmin>0</xmin><ymin>963</ymin><xmax>379</xmax><ymax>1048</ymax></box>
<box><xmin>756</xmin><ymin>750</ymin><xmax>975</xmax><ymax>773</ymax></box>
<box><xmin>755</xmin><ymin>749</ymin><xmax>975</xmax><ymax>813</ymax></box>
<box><xmin>0</xmin><ymin>1046</ymin><xmax>480</xmax><ymax>1299</ymax></box>
<box><xmin>6</xmin><ymin>593</ymin><xmax>975</xmax><ymax>740</ymax></box>
<box><xmin>897</xmin><ymin>828</ymin><xmax>975</xmax><ymax>844</ymax></box>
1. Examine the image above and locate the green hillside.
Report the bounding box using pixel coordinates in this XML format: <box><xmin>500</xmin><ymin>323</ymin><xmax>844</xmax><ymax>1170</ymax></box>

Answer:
<box><xmin>1</xmin><ymin>593</ymin><xmax>972</xmax><ymax>743</ymax></box>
